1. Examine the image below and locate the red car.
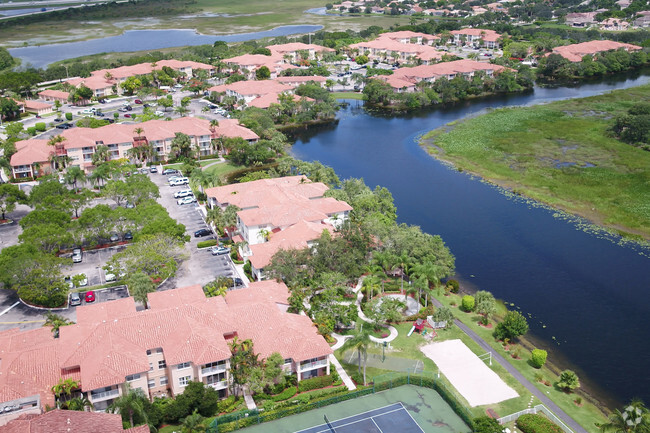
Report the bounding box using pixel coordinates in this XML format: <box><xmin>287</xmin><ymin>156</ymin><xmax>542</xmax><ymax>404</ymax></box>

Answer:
<box><xmin>124</xmin><ymin>113</ymin><xmax>131</xmax><ymax>118</ymax></box>
<box><xmin>134</xmin><ymin>99</ymin><xmax>143</xmax><ymax>104</ymax></box>
<box><xmin>84</xmin><ymin>291</ymin><xmax>95</xmax><ymax>303</ymax></box>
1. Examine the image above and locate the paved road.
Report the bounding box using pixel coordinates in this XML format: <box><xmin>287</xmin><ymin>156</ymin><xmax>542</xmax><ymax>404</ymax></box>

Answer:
<box><xmin>431</xmin><ymin>298</ymin><xmax>587</xmax><ymax>433</ymax></box>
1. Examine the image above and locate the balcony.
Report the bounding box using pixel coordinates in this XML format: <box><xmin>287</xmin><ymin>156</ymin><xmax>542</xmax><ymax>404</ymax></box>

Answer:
<box><xmin>299</xmin><ymin>359</ymin><xmax>328</xmax><ymax>371</ymax></box>
<box><xmin>201</xmin><ymin>364</ymin><xmax>227</xmax><ymax>376</ymax></box>
<box><xmin>206</xmin><ymin>380</ymin><xmax>228</xmax><ymax>390</ymax></box>
<box><xmin>13</xmin><ymin>166</ymin><xmax>32</xmax><ymax>173</ymax></box>
<box><xmin>90</xmin><ymin>388</ymin><xmax>120</xmax><ymax>402</ymax></box>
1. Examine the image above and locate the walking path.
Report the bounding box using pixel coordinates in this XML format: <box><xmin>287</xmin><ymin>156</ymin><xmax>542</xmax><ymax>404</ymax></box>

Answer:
<box><xmin>430</xmin><ymin>298</ymin><xmax>587</xmax><ymax>433</ymax></box>
<box><xmin>329</xmin><ymin>354</ymin><xmax>356</xmax><ymax>391</ymax></box>
<box><xmin>352</xmin><ymin>278</ymin><xmax>398</xmax><ymax>344</ymax></box>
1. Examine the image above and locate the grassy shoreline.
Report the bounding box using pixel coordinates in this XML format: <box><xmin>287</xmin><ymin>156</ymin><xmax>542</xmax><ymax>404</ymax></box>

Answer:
<box><xmin>420</xmin><ymin>84</ymin><xmax>650</xmax><ymax>241</ymax></box>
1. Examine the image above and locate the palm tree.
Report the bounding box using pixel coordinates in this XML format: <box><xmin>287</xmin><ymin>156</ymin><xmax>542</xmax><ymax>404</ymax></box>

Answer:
<box><xmin>363</xmin><ymin>275</ymin><xmax>381</xmax><ymax>302</ymax></box>
<box><xmin>65</xmin><ymin>396</ymin><xmax>94</xmax><ymax>411</ymax></box>
<box><xmin>340</xmin><ymin>324</ymin><xmax>372</xmax><ymax>385</ymax></box>
<box><xmin>391</xmin><ymin>252</ymin><xmax>412</xmax><ymax>295</ymax></box>
<box><xmin>88</xmin><ymin>163</ymin><xmax>111</xmax><ymax>188</ymax></box>
<box><xmin>64</xmin><ymin>166</ymin><xmax>86</xmax><ymax>192</ymax></box>
<box><xmin>175</xmin><ymin>105</ymin><xmax>190</xmax><ymax>117</ymax></box>
<box><xmin>43</xmin><ymin>313</ymin><xmax>74</xmax><ymax>338</ymax></box>
<box><xmin>182</xmin><ymin>410</ymin><xmax>207</xmax><ymax>433</ymax></box>
<box><xmin>126</xmin><ymin>272</ymin><xmax>156</xmax><ymax>309</ymax></box>
<box><xmin>599</xmin><ymin>400</ymin><xmax>649</xmax><ymax>433</ymax></box>
<box><xmin>107</xmin><ymin>386</ymin><xmax>149</xmax><ymax>429</ymax></box>
<box><xmin>51</xmin><ymin>378</ymin><xmax>80</xmax><ymax>404</ymax></box>
<box><xmin>410</xmin><ymin>261</ymin><xmax>440</xmax><ymax>307</ymax></box>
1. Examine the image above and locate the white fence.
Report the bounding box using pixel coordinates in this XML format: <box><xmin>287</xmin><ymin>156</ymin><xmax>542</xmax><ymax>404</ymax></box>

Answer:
<box><xmin>427</xmin><ymin>316</ymin><xmax>448</xmax><ymax>328</ymax></box>
<box><xmin>498</xmin><ymin>404</ymin><xmax>574</xmax><ymax>433</ymax></box>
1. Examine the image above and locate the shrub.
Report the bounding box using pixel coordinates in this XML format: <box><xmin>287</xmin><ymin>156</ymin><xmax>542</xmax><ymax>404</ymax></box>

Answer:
<box><xmin>65</xmin><ymin>112</ymin><xmax>72</xmax><ymax>121</ymax></box>
<box><xmin>473</xmin><ymin>415</ymin><xmax>502</xmax><ymax>433</ymax></box>
<box><xmin>255</xmin><ymin>386</ymin><xmax>297</xmax><ymax>402</ymax></box>
<box><xmin>27</xmin><ymin>127</ymin><xmax>36</xmax><ymax>136</ymax></box>
<box><xmin>35</xmin><ymin>122</ymin><xmax>46</xmax><ymax>131</ymax></box>
<box><xmin>461</xmin><ymin>295</ymin><xmax>475</xmax><ymax>312</ymax></box>
<box><xmin>446</xmin><ymin>279</ymin><xmax>459</xmax><ymax>293</ymax></box>
<box><xmin>297</xmin><ymin>375</ymin><xmax>334</xmax><ymax>393</ymax></box>
<box><xmin>18</xmin><ymin>284</ymin><xmax>67</xmax><ymax>308</ymax></box>
<box><xmin>404</xmin><ymin>305</ymin><xmax>435</xmax><ymax>321</ymax></box>
<box><xmin>557</xmin><ymin>370</ymin><xmax>580</xmax><ymax>392</ymax></box>
<box><xmin>330</xmin><ymin>369</ymin><xmax>341</xmax><ymax>385</ymax></box>
<box><xmin>217</xmin><ymin>396</ymin><xmax>240</xmax><ymax>414</ymax></box>
<box><xmin>516</xmin><ymin>414</ymin><xmax>564</xmax><ymax>433</ymax></box>
<box><xmin>493</xmin><ymin>310</ymin><xmax>529</xmax><ymax>341</ymax></box>
<box><xmin>197</xmin><ymin>239</ymin><xmax>217</xmax><ymax>248</ymax></box>
<box><xmin>531</xmin><ymin>349</ymin><xmax>548</xmax><ymax>368</ymax></box>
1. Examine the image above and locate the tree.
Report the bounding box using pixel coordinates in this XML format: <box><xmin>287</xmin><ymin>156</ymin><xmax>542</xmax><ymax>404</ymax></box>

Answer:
<box><xmin>107</xmin><ymin>386</ymin><xmax>150</xmax><ymax>429</ymax></box>
<box><xmin>475</xmin><ymin>290</ymin><xmax>496</xmax><ymax>325</ymax></box>
<box><xmin>557</xmin><ymin>370</ymin><xmax>580</xmax><ymax>393</ymax></box>
<box><xmin>229</xmin><ymin>337</ymin><xmax>259</xmax><ymax>397</ymax></box>
<box><xmin>64</xmin><ymin>166</ymin><xmax>86</xmax><ymax>191</ymax></box>
<box><xmin>158</xmin><ymin>96</ymin><xmax>174</xmax><ymax>112</ymax></box>
<box><xmin>431</xmin><ymin>306</ymin><xmax>454</xmax><ymax>329</ymax></box>
<box><xmin>43</xmin><ymin>313</ymin><xmax>74</xmax><ymax>338</ymax></box>
<box><xmin>171</xmin><ymin>132</ymin><xmax>193</xmax><ymax>159</ymax></box>
<box><xmin>0</xmin><ymin>183</ymin><xmax>27</xmax><ymax>221</ymax></box>
<box><xmin>366</xmin><ymin>297</ymin><xmax>405</xmax><ymax>326</ymax></box>
<box><xmin>531</xmin><ymin>349</ymin><xmax>547</xmax><ymax>369</ymax></box>
<box><xmin>64</xmin><ymin>396</ymin><xmax>94</xmax><ymax>411</ymax></box>
<box><xmin>494</xmin><ymin>310</ymin><xmax>529</xmax><ymax>341</ymax></box>
<box><xmin>127</xmin><ymin>272</ymin><xmax>156</xmax><ymax>309</ymax></box>
<box><xmin>255</xmin><ymin>66</ymin><xmax>271</xmax><ymax>80</ymax></box>
<box><xmin>0</xmin><ymin>97</ymin><xmax>20</xmax><ymax>121</ymax></box>
<box><xmin>598</xmin><ymin>400</ymin><xmax>649</xmax><ymax>433</ymax></box>
<box><xmin>51</xmin><ymin>378</ymin><xmax>80</xmax><ymax>405</ymax></box>
<box><xmin>181</xmin><ymin>410</ymin><xmax>207</xmax><ymax>433</ymax></box>
<box><xmin>340</xmin><ymin>323</ymin><xmax>372</xmax><ymax>385</ymax></box>
<box><xmin>106</xmin><ymin>234</ymin><xmax>187</xmax><ymax>282</ymax></box>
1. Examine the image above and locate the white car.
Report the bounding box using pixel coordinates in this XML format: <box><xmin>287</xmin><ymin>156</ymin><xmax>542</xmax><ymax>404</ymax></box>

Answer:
<box><xmin>154</xmin><ymin>110</ymin><xmax>165</xmax><ymax>116</ymax></box>
<box><xmin>72</xmin><ymin>248</ymin><xmax>82</xmax><ymax>263</ymax></box>
<box><xmin>211</xmin><ymin>246</ymin><xmax>231</xmax><ymax>256</ymax></box>
<box><xmin>177</xmin><ymin>196</ymin><xmax>196</xmax><ymax>205</ymax></box>
<box><xmin>170</xmin><ymin>177</ymin><xmax>189</xmax><ymax>186</ymax></box>
<box><xmin>174</xmin><ymin>189</ymin><xmax>193</xmax><ymax>199</ymax></box>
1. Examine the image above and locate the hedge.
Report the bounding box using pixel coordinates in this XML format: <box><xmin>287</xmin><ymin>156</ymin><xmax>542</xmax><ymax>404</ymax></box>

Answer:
<box><xmin>197</xmin><ymin>239</ymin><xmax>218</xmax><ymax>248</ymax></box>
<box><xmin>35</xmin><ymin>122</ymin><xmax>46</xmax><ymax>131</ymax></box>
<box><xmin>297</xmin><ymin>375</ymin><xmax>334</xmax><ymax>393</ymax></box>
<box><xmin>517</xmin><ymin>414</ymin><xmax>564</xmax><ymax>433</ymax></box>
<box><xmin>254</xmin><ymin>386</ymin><xmax>297</xmax><ymax>402</ymax></box>
<box><xmin>65</xmin><ymin>112</ymin><xmax>72</xmax><ymax>120</ymax></box>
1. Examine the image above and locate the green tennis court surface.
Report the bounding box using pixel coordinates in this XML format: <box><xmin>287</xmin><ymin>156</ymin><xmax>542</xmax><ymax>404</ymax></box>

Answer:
<box><xmin>296</xmin><ymin>403</ymin><xmax>424</xmax><ymax>433</ymax></box>
<box><xmin>237</xmin><ymin>385</ymin><xmax>471</xmax><ymax>433</ymax></box>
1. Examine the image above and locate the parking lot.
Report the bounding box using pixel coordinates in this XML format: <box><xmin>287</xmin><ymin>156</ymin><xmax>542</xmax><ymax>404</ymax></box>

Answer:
<box><xmin>149</xmin><ymin>172</ymin><xmax>241</xmax><ymax>290</ymax></box>
<box><xmin>61</xmin><ymin>245</ymin><xmax>125</xmax><ymax>287</ymax></box>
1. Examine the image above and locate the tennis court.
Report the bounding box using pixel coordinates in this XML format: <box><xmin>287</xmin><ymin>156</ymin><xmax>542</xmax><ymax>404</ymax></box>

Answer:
<box><xmin>296</xmin><ymin>403</ymin><xmax>424</xmax><ymax>433</ymax></box>
<box><xmin>237</xmin><ymin>385</ymin><xmax>471</xmax><ymax>433</ymax></box>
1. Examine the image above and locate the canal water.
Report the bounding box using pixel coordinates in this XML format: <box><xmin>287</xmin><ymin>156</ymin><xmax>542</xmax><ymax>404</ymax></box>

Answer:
<box><xmin>291</xmin><ymin>72</ymin><xmax>650</xmax><ymax>407</ymax></box>
<box><xmin>8</xmin><ymin>25</ymin><xmax>323</xmax><ymax>68</ymax></box>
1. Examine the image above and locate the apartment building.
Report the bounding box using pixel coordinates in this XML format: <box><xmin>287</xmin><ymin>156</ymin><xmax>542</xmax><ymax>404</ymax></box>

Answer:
<box><xmin>221</xmin><ymin>54</ymin><xmax>294</xmax><ymax>79</ymax></box>
<box><xmin>0</xmin><ymin>282</ymin><xmax>331</xmax><ymax>425</ymax></box>
<box><xmin>349</xmin><ymin>33</ymin><xmax>446</xmax><ymax>65</ymax></box>
<box><xmin>1</xmin><ymin>409</ymin><xmax>149</xmax><ymax>431</ymax></box>
<box><xmin>9</xmin><ymin>117</ymin><xmax>259</xmax><ymax>177</ymax></box>
<box><xmin>450</xmin><ymin>28</ymin><xmax>502</xmax><ymax>49</ymax></box>
<box><xmin>381</xmin><ymin>59</ymin><xmax>509</xmax><ymax>92</ymax></box>
<box><xmin>65</xmin><ymin>60</ymin><xmax>215</xmax><ymax>96</ymax></box>
<box><xmin>267</xmin><ymin>42</ymin><xmax>335</xmax><ymax>62</ymax></box>
<box><xmin>550</xmin><ymin>40</ymin><xmax>642</xmax><ymax>62</ymax></box>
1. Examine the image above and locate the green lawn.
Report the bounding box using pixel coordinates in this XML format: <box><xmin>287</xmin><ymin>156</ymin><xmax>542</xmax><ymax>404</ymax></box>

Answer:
<box><xmin>202</xmin><ymin>161</ymin><xmax>243</xmax><ymax>177</ymax></box>
<box><xmin>334</xmin><ymin>92</ymin><xmax>364</xmax><ymax>100</ymax></box>
<box><xmin>163</xmin><ymin>158</ymin><xmax>222</xmax><ymax>170</ymax></box>
<box><xmin>431</xmin><ymin>292</ymin><xmax>609</xmax><ymax>432</ymax></box>
<box><xmin>421</xmin><ymin>84</ymin><xmax>650</xmax><ymax>240</ymax></box>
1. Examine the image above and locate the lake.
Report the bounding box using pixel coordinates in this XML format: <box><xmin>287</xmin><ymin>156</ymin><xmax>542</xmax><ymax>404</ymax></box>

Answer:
<box><xmin>291</xmin><ymin>72</ymin><xmax>650</xmax><ymax>408</ymax></box>
<box><xmin>8</xmin><ymin>25</ymin><xmax>323</xmax><ymax>68</ymax></box>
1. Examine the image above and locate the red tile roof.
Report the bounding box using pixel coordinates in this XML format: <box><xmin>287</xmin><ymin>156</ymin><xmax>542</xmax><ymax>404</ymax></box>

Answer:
<box><xmin>1</xmin><ymin>409</ymin><xmax>149</xmax><ymax>433</ymax></box>
<box><xmin>10</xmin><ymin>140</ymin><xmax>54</xmax><ymax>167</ymax></box>
<box><xmin>450</xmin><ymin>28</ymin><xmax>501</xmax><ymax>42</ymax></box>
<box><xmin>267</xmin><ymin>42</ymin><xmax>335</xmax><ymax>54</ymax></box>
<box><xmin>381</xmin><ymin>59</ymin><xmax>509</xmax><ymax>89</ymax></box>
<box><xmin>38</xmin><ymin>89</ymin><xmax>69</xmax><ymax>100</ymax></box>
<box><xmin>551</xmin><ymin>40</ymin><xmax>641</xmax><ymax>62</ymax></box>
<box><xmin>0</xmin><ymin>282</ymin><xmax>330</xmax><ymax>409</ymax></box>
<box><xmin>208</xmin><ymin>80</ymin><xmax>294</xmax><ymax>97</ymax></box>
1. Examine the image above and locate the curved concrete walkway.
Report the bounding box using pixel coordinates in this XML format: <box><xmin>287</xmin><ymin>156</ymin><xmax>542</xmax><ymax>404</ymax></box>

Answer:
<box><xmin>352</xmin><ymin>278</ymin><xmax>399</xmax><ymax>343</ymax></box>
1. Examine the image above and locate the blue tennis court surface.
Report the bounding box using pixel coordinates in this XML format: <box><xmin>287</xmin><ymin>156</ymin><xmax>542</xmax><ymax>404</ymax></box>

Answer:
<box><xmin>294</xmin><ymin>402</ymin><xmax>425</xmax><ymax>433</ymax></box>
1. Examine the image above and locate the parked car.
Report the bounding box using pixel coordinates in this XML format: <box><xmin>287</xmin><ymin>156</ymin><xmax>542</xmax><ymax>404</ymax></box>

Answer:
<box><xmin>98</xmin><ymin>99</ymin><xmax>107</xmax><ymax>103</ymax></box>
<box><xmin>124</xmin><ymin>113</ymin><xmax>131</xmax><ymax>118</ymax></box>
<box><xmin>211</xmin><ymin>246</ymin><xmax>231</xmax><ymax>256</ymax></box>
<box><xmin>177</xmin><ymin>196</ymin><xmax>196</xmax><ymax>205</ymax></box>
<box><xmin>122</xmin><ymin>101</ymin><xmax>131</xmax><ymax>106</ymax></box>
<box><xmin>56</xmin><ymin>123</ymin><xmax>72</xmax><ymax>129</ymax></box>
<box><xmin>233</xmin><ymin>277</ymin><xmax>244</xmax><ymax>287</ymax></box>
<box><xmin>150</xmin><ymin>166</ymin><xmax>158</xmax><ymax>173</ymax></box>
<box><xmin>163</xmin><ymin>168</ymin><xmax>179</xmax><ymax>175</ymax></box>
<box><xmin>154</xmin><ymin>110</ymin><xmax>165</xmax><ymax>116</ymax></box>
<box><xmin>110</xmin><ymin>233</ymin><xmax>119</xmax><ymax>242</ymax></box>
<box><xmin>84</xmin><ymin>291</ymin><xmax>95</xmax><ymax>303</ymax></box>
<box><xmin>174</xmin><ymin>189</ymin><xmax>193</xmax><ymax>198</ymax></box>
<box><xmin>104</xmin><ymin>266</ymin><xmax>124</xmax><ymax>282</ymax></box>
<box><xmin>170</xmin><ymin>177</ymin><xmax>189</xmax><ymax>186</ymax></box>
<box><xmin>194</xmin><ymin>228</ymin><xmax>213</xmax><ymax>237</ymax></box>
<box><xmin>72</xmin><ymin>248</ymin><xmax>82</xmax><ymax>263</ymax></box>
<box><xmin>53</xmin><ymin>118</ymin><xmax>63</xmax><ymax>122</ymax></box>
<box><xmin>118</xmin><ymin>107</ymin><xmax>127</xmax><ymax>112</ymax></box>
<box><xmin>124</xmin><ymin>231</ymin><xmax>134</xmax><ymax>240</ymax></box>
<box><xmin>125</xmin><ymin>201</ymin><xmax>135</xmax><ymax>209</ymax></box>
<box><xmin>77</xmin><ymin>274</ymin><xmax>88</xmax><ymax>286</ymax></box>
<box><xmin>96</xmin><ymin>112</ymin><xmax>105</xmax><ymax>117</ymax></box>
<box><xmin>125</xmin><ymin>105</ymin><xmax>133</xmax><ymax>111</ymax></box>
<box><xmin>70</xmin><ymin>292</ymin><xmax>81</xmax><ymax>306</ymax></box>
<box><xmin>134</xmin><ymin>99</ymin><xmax>143</xmax><ymax>104</ymax></box>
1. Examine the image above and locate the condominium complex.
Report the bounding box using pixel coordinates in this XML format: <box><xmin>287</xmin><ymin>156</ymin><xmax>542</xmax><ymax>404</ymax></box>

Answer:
<box><xmin>0</xmin><ymin>281</ymin><xmax>331</xmax><ymax>426</ymax></box>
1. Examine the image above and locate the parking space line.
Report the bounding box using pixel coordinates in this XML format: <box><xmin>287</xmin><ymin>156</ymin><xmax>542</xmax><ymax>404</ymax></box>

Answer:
<box><xmin>0</xmin><ymin>302</ymin><xmax>20</xmax><ymax>317</ymax></box>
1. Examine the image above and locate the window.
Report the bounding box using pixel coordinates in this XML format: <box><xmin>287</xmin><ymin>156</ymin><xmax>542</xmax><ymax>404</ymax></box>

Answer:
<box><xmin>179</xmin><ymin>376</ymin><xmax>191</xmax><ymax>387</ymax></box>
<box><xmin>284</xmin><ymin>358</ymin><xmax>292</xmax><ymax>365</ymax></box>
<box><xmin>126</xmin><ymin>373</ymin><xmax>141</xmax><ymax>382</ymax></box>
<box><xmin>160</xmin><ymin>377</ymin><xmax>168</xmax><ymax>386</ymax></box>
<box><xmin>149</xmin><ymin>362</ymin><xmax>153</xmax><ymax>371</ymax></box>
<box><xmin>158</xmin><ymin>360</ymin><xmax>166</xmax><ymax>369</ymax></box>
<box><xmin>146</xmin><ymin>350</ymin><xmax>152</xmax><ymax>356</ymax></box>
<box><xmin>148</xmin><ymin>379</ymin><xmax>156</xmax><ymax>388</ymax></box>
<box><xmin>177</xmin><ymin>362</ymin><xmax>191</xmax><ymax>370</ymax></box>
